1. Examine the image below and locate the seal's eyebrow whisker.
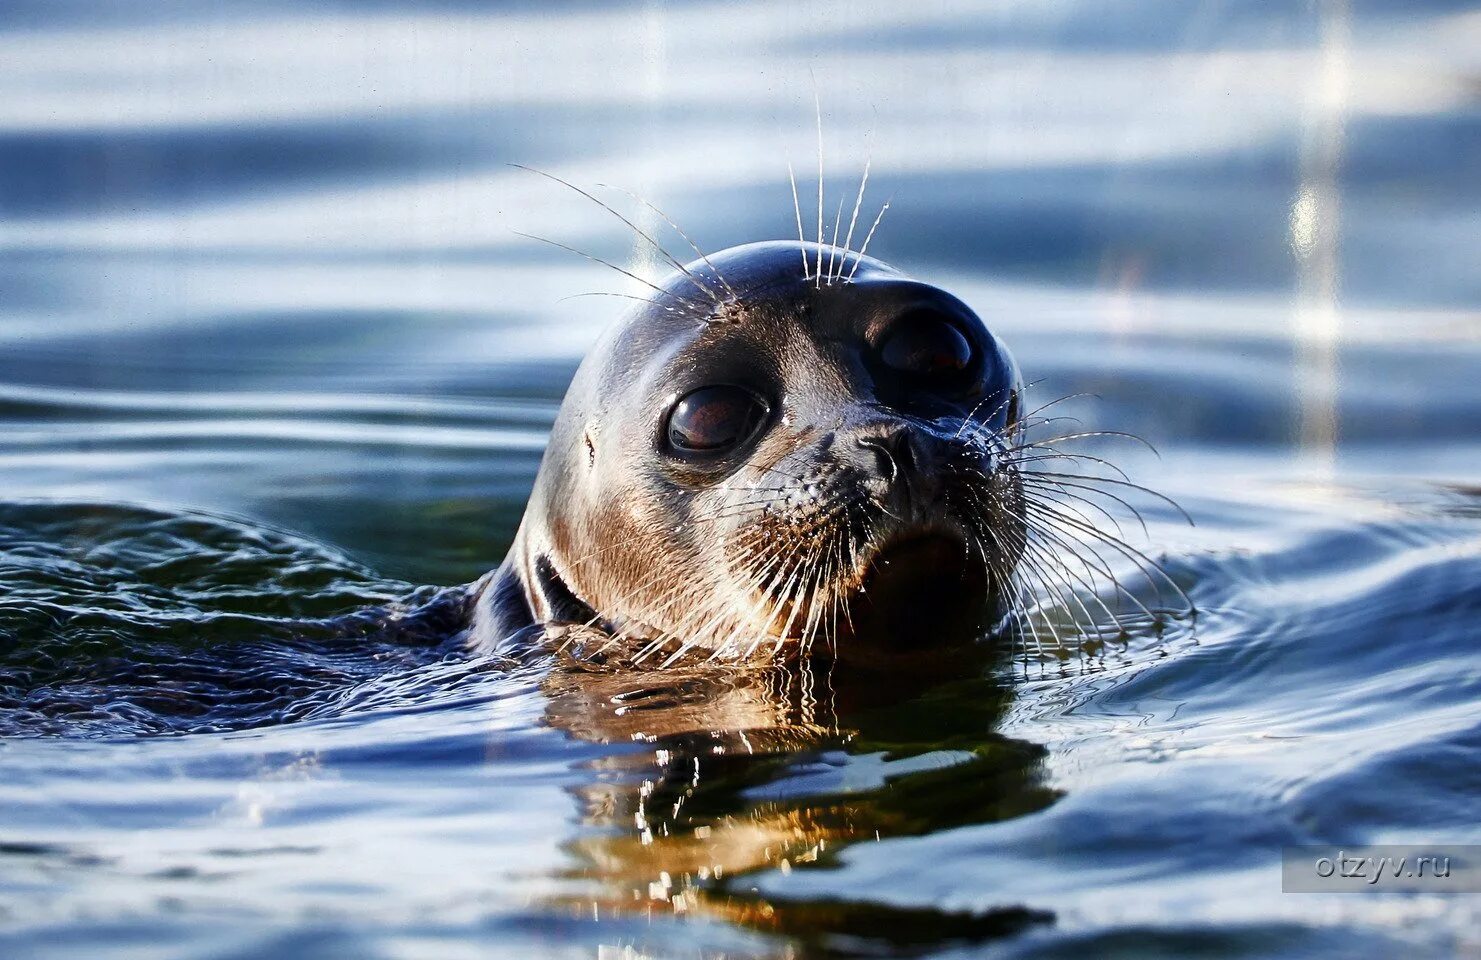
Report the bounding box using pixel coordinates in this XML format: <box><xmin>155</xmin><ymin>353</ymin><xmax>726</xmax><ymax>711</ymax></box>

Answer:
<box><xmin>846</xmin><ymin>194</ymin><xmax>893</xmax><ymax>282</ymax></box>
<box><xmin>814</xmin><ymin>86</ymin><xmax>826</xmax><ymax>289</ymax></box>
<box><xmin>510</xmin><ymin>230</ymin><xmax>710</xmax><ymax>310</ymax></box>
<box><xmin>598</xmin><ymin>184</ymin><xmax>740</xmax><ymax>304</ymax></box>
<box><xmin>557</xmin><ymin>291</ymin><xmax>665</xmax><ymax>308</ymax></box>
<box><xmin>827</xmin><ymin>193</ymin><xmax>846</xmax><ymax>285</ymax></box>
<box><xmin>787</xmin><ymin>160</ymin><xmax>810</xmax><ymax>280</ymax></box>
<box><xmin>836</xmin><ymin>124</ymin><xmax>874</xmax><ymax>284</ymax></box>
<box><xmin>509</xmin><ymin>164</ymin><xmax>724</xmax><ymax>307</ymax></box>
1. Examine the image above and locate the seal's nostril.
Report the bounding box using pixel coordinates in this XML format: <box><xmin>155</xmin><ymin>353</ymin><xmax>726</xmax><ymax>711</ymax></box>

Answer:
<box><xmin>859</xmin><ymin>437</ymin><xmax>898</xmax><ymax>483</ymax></box>
<box><xmin>857</xmin><ymin>426</ymin><xmax>914</xmax><ymax>484</ymax></box>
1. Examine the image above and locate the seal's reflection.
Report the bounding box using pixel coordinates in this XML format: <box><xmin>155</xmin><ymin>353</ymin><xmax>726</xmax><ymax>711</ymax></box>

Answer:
<box><xmin>539</xmin><ymin>628</ymin><xmax>1059</xmax><ymax>952</ymax></box>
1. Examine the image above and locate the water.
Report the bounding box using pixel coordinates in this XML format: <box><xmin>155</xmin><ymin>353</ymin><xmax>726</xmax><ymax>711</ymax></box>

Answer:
<box><xmin>1</xmin><ymin>1</ymin><xmax>1478</xmax><ymax>957</ymax></box>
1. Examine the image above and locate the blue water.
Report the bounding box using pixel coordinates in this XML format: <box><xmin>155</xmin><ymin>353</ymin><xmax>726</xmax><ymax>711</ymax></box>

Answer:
<box><xmin>1</xmin><ymin>1</ymin><xmax>1479</xmax><ymax>957</ymax></box>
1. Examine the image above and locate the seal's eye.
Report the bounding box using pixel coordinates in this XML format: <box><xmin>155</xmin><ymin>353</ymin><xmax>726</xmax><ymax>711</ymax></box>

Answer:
<box><xmin>879</xmin><ymin>313</ymin><xmax>973</xmax><ymax>377</ymax></box>
<box><xmin>667</xmin><ymin>385</ymin><xmax>768</xmax><ymax>454</ymax></box>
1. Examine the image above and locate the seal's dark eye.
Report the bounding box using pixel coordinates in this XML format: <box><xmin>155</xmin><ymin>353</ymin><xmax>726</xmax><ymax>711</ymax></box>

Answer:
<box><xmin>667</xmin><ymin>385</ymin><xmax>768</xmax><ymax>454</ymax></box>
<box><xmin>879</xmin><ymin>314</ymin><xmax>973</xmax><ymax>377</ymax></box>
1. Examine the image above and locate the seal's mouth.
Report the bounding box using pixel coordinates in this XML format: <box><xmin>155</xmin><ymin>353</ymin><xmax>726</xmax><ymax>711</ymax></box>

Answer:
<box><xmin>759</xmin><ymin>528</ymin><xmax>998</xmax><ymax>654</ymax></box>
<box><xmin>840</xmin><ymin>531</ymin><xmax>995</xmax><ymax>651</ymax></box>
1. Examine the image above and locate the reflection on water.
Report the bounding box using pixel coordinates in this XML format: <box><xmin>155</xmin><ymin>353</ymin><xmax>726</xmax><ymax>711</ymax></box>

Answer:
<box><xmin>1</xmin><ymin>1</ymin><xmax>1479</xmax><ymax>958</ymax></box>
<box><xmin>1292</xmin><ymin>0</ymin><xmax>1347</xmax><ymax>471</ymax></box>
<box><xmin>542</xmin><ymin>644</ymin><xmax>1057</xmax><ymax>950</ymax></box>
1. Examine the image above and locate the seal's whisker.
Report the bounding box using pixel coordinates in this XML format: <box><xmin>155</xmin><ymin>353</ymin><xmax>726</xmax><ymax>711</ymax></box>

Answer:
<box><xmin>1017</xmin><ymin>507</ymin><xmax>1160</xmax><ymax>624</ymax></box>
<box><xmin>957</xmin><ymin>486</ymin><xmax>1100</xmax><ymax>644</ymax></box>
<box><xmin>953</xmin><ymin>390</ymin><xmax>1021</xmax><ymax>442</ymax></box>
<box><xmin>787</xmin><ymin>160</ymin><xmax>810</xmax><ymax>279</ymax></box>
<box><xmin>988</xmin><ymin>536</ymin><xmax>1039</xmax><ymax>660</ymax></box>
<box><xmin>510</xmin><ymin>164</ymin><xmax>724</xmax><ymax>307</ymax></box>
<box><xmin>557</xmin><ymin>291</ymin><xmax>663</xmax><ymax>307</ymax></box>
<box><xmin>599</xmin><ymin>184</ymin><xmax>740</xmax><ymax>302</ymax></box>
<box><xmin>1015</xmin><ymin>529</ymin><xmax>1128</xmax><ymax>631</ymax></box>
<box><xmin>1016</xmin><ymin>392</ymin><xmax>1100</xmax><ymax>425</ymax></box>
<box><xmin>688</xmin><ymin>531</ymin><xmax>789</xmax><ymax>657</ymax></box>
<box><xmin>715</xmin><ymin>528</ymin><xmax>796</xmax><ymax>662</ymax></box>
<box><xmin>1011</xmin><ymin>450</ymin><xmax>1134</xmax><ymax>484</ymax></box>
<box><xmin>1014</xmin><ymin>543</ymin><xmax>1104</xmax><ymax>644</ymax></box>
<box><xmin>1004</xmin><ymin>429</ymin><xmax>1162</xmax><ymax>459</ymax></box>
<box><xmin>583</xmin><ymin>559</ymin><xmax>695</xmax><ymax>649</ymax></box>
<box><xmin>739</xmin><ymin>535</ymin><xmax>795</xmax><ymax>627</ymax></box>
<box><xmin>757</xmin><ymin>502</ymin><xmax>851</xmax><ymax>659</ymax></box>
<box><xmin>1017</xmin><ymin>470</ymin><xmax>1192</xmax><ymax>525</ymax></box>
<box><xmin>598</xmin><ymin>535</ymin><xmax>758</xmax><ymax>659</ymax></box>
<box><xmin>510</xmin><ymin>230</ymin><xmax>710</xmax><ymax>310</ymax></box>
<box><xmin>948</xmin><ymin>433</ymin><xmax>1176</xmax><ymax>644</ymax></box>
<box><xmin>809</xmin><ymin>553</ymin><xmax>833</xmax><ymax>658</ymax></box>
<box><xmin>764</xmin><ymin>554</ymin><xmax>811</xmax><ymax>666</ymax></box>
<box><xmin>827</xmin><ymin>193</ymin><xmax>846</xmax><ymax>283</ymax></box>
<box><xmin>820</xmin><ymin>528</ymin><xmax>843</xmax><ymax>656</ymax></box>
<box><xmin>1005</xmin><ymin>547</ymin><xmax>1068</xmax><ymax>657</ymax></box>
<box><xmin>837</xmin><ymin>138</ymin><xmax>873</xmax><ymax>284</ymax></box>
<box><xmin>967</xmin><ymin>413</ymin><xmax>1080</xmax><ymax>447</ymax></box>
<box><xmin>798</xmin><ymin>538</ymin><xmax>833</xmax><ymax>659</ymax></box>
<box><xmin>748</xmin><ymin>546</ymin><xmax>805</xmax><ymax>657</ymax></box>
<box><xmin>674</xmin><ymin>481</ymin><xmax>812</xmax><ymax>527</ymax></box>
<box><xmin>1020</xmin><ymin>475</ymin><xmax>1144</xmax><ymax>539</ymax></box>
<box><xmin>808</xmin><ymin>527</ymin><xmax>844</xmax><ymax>656</ymax></box>
<box><xmin>814</xmin><ymin>87</ymin><xmax>826</xmax><ymax>289</ymax></box>
<box><xmin>962</xmin><ymin>510</ymin><xmax>1027</xmax><ymax>644</ymax></box>
<box><xmin>1005</xmin><ymin>574</ymin><xmax>1044</xmax><ymax>657</ymax></box>
<box><xmin>1022</xmin><ymin>500</ymin><xmax>1191</xmax><ymax>611</ymax></box>
<box><xmin>846</xmin><ymin>195</ymin><xmax>893</xmax><ymax>281</ymax></box>
<box><xmin>743</xmin><ymin>544</ymin><xmax>806</xmax><ymax>661</ymax></box>
<box><xmin>663</xmin><ymin>583</ymin><xmax>751</xmax><ymax>666</ymax></box>
<box><xmin>682</xmin><ymin>487</ymin><xmax>805</xmax><ymax>526</ymax></box>
<box><xmin>635</xmin><ymin>574</ymin><xmax>730</xmax><ymax>664</ymax></box>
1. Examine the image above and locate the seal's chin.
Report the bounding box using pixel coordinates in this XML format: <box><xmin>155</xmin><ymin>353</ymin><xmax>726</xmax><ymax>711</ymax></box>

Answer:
<box><xmin>844</xmin><ymin>532</ymin><xmax>995</xmax><ymax>652</ymax></box>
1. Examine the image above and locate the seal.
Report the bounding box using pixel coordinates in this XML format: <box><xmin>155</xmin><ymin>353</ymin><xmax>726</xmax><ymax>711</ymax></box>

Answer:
<box><xmin>470</xmin><ymin>240</ymin><xmax>1025</xmax><ymax>664</ymax></box>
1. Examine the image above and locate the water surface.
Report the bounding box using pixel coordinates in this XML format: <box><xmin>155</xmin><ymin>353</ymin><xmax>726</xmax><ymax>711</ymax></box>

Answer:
<box><xmin>1</xmin><ymin>2</ymin><xmax>1479</xmax><ymax>957</ymax></box>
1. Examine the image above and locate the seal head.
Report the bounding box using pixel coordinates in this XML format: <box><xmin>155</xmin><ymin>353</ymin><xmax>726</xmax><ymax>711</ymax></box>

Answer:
<box><xmin>475</xmin><ymin>241</ymin><xmax>1024</xmax><ymax>663</ymax></box>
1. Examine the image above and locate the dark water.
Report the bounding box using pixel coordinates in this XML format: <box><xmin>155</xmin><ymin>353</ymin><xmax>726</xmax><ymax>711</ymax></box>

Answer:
<box><xmin>2</xmin><ymin>2</ymin><xmax>1479</xmax><ymax>957</ymax></box>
